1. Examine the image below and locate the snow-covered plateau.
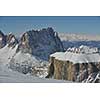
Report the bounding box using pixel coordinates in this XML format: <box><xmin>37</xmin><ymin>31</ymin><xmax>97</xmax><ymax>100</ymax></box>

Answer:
<box><xmin>49</xmin><ymin>45</ymin><xmax>100</xmax><ymax>83</ymax></box>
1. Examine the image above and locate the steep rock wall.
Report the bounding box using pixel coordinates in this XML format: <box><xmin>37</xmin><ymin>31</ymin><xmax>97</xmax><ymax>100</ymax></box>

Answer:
<box><xmin>46</xmin><ymin>56</ymin><xmax>100</xmax><ymax>82</ymax></box>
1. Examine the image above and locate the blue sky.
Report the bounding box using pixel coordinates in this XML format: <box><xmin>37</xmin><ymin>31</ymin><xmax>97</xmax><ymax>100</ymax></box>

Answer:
<box><xmin>0</xmin><ymin>16</ymin><xmax>100</xmax><ymax>35</ymax></box>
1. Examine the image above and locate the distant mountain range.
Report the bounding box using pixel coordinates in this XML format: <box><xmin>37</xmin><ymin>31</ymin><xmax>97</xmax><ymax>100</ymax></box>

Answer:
<box><xmin>58</xmin><ymin>33</ymin><xmax>100</xmax><ymax>41</ymax></box>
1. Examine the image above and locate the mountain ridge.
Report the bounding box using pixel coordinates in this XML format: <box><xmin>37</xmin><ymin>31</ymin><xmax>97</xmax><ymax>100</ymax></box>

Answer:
<box><xmin>0</xmin><ymin>27</ymin><xmax>64</xmax><ymax>78</ymax></box>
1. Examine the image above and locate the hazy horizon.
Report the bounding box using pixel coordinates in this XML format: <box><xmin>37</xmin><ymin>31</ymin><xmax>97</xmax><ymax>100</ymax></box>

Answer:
<box><xmin>0</xmin><ymin>16</ymin><xmax>100</xmax><ymax>35</ymax></box>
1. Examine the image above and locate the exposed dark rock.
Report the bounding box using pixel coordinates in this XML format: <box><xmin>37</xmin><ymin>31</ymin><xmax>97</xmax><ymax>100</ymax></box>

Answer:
<box><xmin>17</xmin><ymin>27</ymin><xmax>64</xmax><ymax>60</ymax></box>
<box><xmin>6</xmin><ymin>33</ymin><xmax>18</xmax><ymax>48</ymax></box>
<box><xmin>0</xmin><ymin>30</ymin><xmax>6</xmax><ymax>48</ymax></box>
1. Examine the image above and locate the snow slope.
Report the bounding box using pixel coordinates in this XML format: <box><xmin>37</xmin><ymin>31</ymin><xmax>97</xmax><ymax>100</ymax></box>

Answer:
<box><xmin>0</xmin><ymin>44</ymin><xmax>18</xmax><ymax>71</ymax></box>
<box><xmin>0</xmin><ymin>69</ymin><xmax>70</xmax><ymax>83</ymax></box>
<box><xmin>0</xmin><ymin>44</ymin><xmax>69</xmax><ymax>83</ymax></box>
<box><xmin>0</xmin><ymin>44</ymin><xmax>48</xmax><ymax>77</ymax></box>
<box><xmin>9</xmin><ymin>51</ymin><xmax>49</xmax><ymax>77</ymax></box>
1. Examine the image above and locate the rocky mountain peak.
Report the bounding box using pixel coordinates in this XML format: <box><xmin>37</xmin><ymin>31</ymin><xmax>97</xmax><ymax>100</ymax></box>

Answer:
<box><xmin>17</xmin><ymin>27</ymin><xmax>64</xmax><ymax>60</ymax></box>
<box><xmin>6</xmin><ymin>32</ymin><xmax>18</xmax><ymax>48</ymax></box>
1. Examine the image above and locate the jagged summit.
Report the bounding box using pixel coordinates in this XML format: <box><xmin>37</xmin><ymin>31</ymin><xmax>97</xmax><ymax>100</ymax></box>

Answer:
<box><xmin>66</xmin><ymin>45</ymin><xmax>99</xmax><ymax>54</ymax></box>
<box><xmin>6</xmin><ymin>33</ymin><xmax>18</xmax><ymax>48</ymax></box>
<box><xmin>0</xmin><ymin>28</ymin><xmax>64</xmax><ymax>78</ymax></box>
<box><xmin>0</xmin><ymin>31</ymin><xmax>18</xmax><ymax>48</ymax></box>
<box><xmin>0</xmin><ymin>27</ymin><xmax>63</xmax><ymax>61</ymax></box>
<box><xmin>17</xmin><ymin>27</ymin><xmax>64</xmax><ymax>60</ymax></box>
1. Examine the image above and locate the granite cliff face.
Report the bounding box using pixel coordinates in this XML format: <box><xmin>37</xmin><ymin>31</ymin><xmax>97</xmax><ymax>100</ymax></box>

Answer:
<box><xmin>17</xmin><ymin>27</ymin><xmax>64</xmax><ymax>60</ymax></box>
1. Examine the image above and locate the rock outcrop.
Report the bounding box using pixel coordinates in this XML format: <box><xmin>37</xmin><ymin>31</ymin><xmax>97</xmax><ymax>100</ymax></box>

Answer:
<box><xmin>0</xmin><ymin>31</ymin><xmax>6</xmax><ymax>48</ymax></box>
<box><xmin>17</xmin><ymin>27</ymin><xmax>64</xmax><ymax>60</ymax></box>
<box><xmin>6</xmin><ymin>32</ymin><xmax>18</xmax><ymax>48</ymax></box>
<box><xmin>0</xmin><ymin>31</ymin><xmax>18</xmax><ymax>49</ymax></box>
<box><xmin>46</xmin><ymin>46</ymin><xmax>100</xmax><ymax>83</ymax></box>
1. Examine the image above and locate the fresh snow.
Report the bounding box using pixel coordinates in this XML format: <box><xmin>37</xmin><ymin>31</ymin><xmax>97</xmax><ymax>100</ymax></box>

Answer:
<box><xmin>10</xmin><ymin>37</ymin><xmax>15</xmax><ymax>43</ymax></box>
<box><xmin>9</xmin><ymin>51</ymin><xmax>49</xmax><ymax>78</ymax></box>
<box><xmin>0</xmin><ymin>37</ymin><xmax>2</xmax><ymax>41</ymax></box>
<box><xmin>50</xmin><ymin>45</ymin><xmax>100</xmax><ymax>64</ymax></box>
<box><xmin>0</xmin><ymin>44</ymin><xmax>69</xmax><ymax>83</ymax></box>
<box><xmin>13</xmin><ymin>51</ymin><xmax>40</xmax><ymax>64</ymax></box>
<box><xmin>0</xmin><ymin>69</ymin><xmax>69</xmax><ymax>83</ymax></box>
<box><xmin>0</xmin><ymin>44</ymin><xmax>48</xmax><ymax>81</ymax></box>
<box><xmin>0</xmin><ymin>44</ymin><xmax>18</xmax><ymax>68</ymax></box>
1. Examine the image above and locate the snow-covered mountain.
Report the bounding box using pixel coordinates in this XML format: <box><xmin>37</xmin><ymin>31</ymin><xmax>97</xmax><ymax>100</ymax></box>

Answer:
<box><xmin>0</xmin><ymin>44</ymin><xmax>18</xmax><ymax>71</ymax></box>
<box><xmin>9</xmin><ymin>51</ymin><xmax>49</xmax><ymax>78</ymax></box>
<box><xmin>1</xmin><ymin>28</ymin><xmax>100</xmax><ymax>83</ymax></box>
<box><xmin>17</xmin><ymin>27</ymin><xmax>63</xmax><ymax>60</ymax></box>
<box><xmin>0</xmin><ymin>28</ymin><xmax>64</xmax><ymax>82</ymax></box>
<box><xmin>62</xmin><ymin>41</ymin><xmax>100</xmax><ymax>50</ymax></box>
<box><xmin>6</xmin><ymin>32</ymin><xmax>18</xmax><ymax>48</ymax></box>
<box><xmin>58</xmin><ymin>33</ymin><xmax>100</xmax><ymax>51</ymax></box>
